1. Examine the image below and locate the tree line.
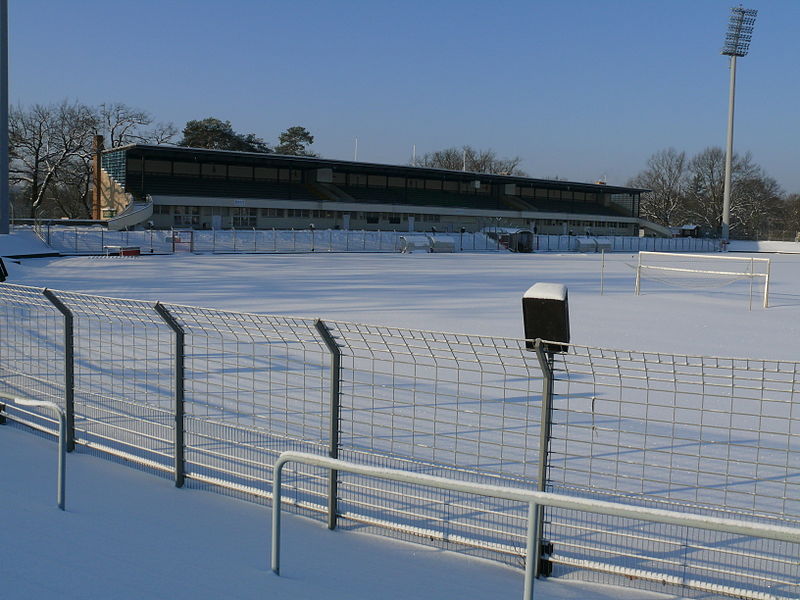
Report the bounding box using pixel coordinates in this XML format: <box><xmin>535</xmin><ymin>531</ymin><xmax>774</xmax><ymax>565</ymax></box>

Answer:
<box><xmin>629</xmin><ymin>147</ymin><xmax>799</xmax><ymax>240</ymax></box>
<box><xmin>9</xmin><ymin>98</ymin><xmax>799</xmax><ymax>239</ymax></box>
<box><xmin>9</xmin><ymin>100</ymin><xmax>317</xmax><ymax>219</ymax></box>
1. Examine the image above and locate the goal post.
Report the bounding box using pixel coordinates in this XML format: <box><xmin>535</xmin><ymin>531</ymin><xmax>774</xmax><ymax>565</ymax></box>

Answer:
<box><xmin>634</xmin><ymin>251</ymin><xmax>771</xmax><ymax>309</ymax></box>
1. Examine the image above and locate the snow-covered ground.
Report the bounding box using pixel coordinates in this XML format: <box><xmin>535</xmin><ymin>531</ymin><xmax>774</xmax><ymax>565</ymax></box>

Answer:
<box><xmin>5</xmin><ymin>425</ymin><xmax>676</xmax><ymax>600</ymax></box>
<box><xmin>3</xmin><ymin>229</ymin><xmax>799</xmax><ymax>599</ymax></box>
<box><xmin>6</xmin><ymin>244</ymin><xmax>800</xmax><ymax>360</ymax></box>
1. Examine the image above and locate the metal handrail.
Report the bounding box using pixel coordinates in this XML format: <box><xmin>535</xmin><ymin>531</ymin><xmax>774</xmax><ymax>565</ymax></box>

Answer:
<box><xmin>271</xmin><ymin>451</ymin><xmax>800</xmax><ymax>600</ymax></box>
<box><xmin>0</xmin><ymin>392</ymin><xmax>67</xmax><ymax>510</ymax></box>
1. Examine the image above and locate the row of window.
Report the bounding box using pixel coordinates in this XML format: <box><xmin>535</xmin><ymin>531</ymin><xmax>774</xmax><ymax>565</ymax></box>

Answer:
<box><xmin>125</xmin><ymin>157</ymin><xmax>621</xmax><ymax>205</ymax></box>
<box><xmin>155</xmin><ymin>205</ymin><xmax>443</xmax><ymax>222</ymax></box>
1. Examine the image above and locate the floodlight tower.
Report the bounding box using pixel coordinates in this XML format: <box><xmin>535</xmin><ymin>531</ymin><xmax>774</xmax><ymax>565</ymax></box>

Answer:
<box><xmin>720</xmin><ymin>5</ymin><xmax>757</xmax><ymax>242</ymax></box>
<box><xmin>0</xmin><ymin>0</ymin><xmax>8</xmax><ymax>235</ymax></box>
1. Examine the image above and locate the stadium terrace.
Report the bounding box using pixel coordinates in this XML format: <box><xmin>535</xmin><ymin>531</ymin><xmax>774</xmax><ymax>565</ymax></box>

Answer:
<box><xmin>97</xmin><ymin>144</ymin><xmax>653</xmax><ymax>237</ymax></box>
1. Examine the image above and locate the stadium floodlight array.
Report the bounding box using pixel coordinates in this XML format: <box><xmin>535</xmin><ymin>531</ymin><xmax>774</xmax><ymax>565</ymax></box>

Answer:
<box><xmin>722</xmin><ymin>6</ymin><xmax>758</xmax><ymax>57</ymax></box>
<box><xmin>634</xmin><ymin>251</ymin><xmax>771</xmax><ymax>309</ymax></box>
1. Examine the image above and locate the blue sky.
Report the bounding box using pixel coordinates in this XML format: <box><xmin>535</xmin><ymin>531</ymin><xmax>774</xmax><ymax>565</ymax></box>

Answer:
<box><xmin>9</xmin><ymin>0</ymin><xmax>799</xmax><ymax>191</ymax></box>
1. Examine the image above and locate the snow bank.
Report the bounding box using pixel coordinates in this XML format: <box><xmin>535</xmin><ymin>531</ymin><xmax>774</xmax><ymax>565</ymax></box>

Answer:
<box><xmin>728</xmin><ymin>240</ymin><xmax>800</xmax><ymax>254</ymax></box>
<box><xmin>0</xmin><ymin>228</ymin><xmax>57</xmax><ymax>257</ymax></box>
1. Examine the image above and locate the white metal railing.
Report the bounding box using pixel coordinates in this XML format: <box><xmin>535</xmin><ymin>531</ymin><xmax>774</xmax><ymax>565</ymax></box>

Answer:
<box><xmin>0</xmin><ymin>392</ymin><xmax>67</xmax><ymax>510</ymax></box>
<box><xmin>271</xmin><ymin>451</ymin><xmax>800</xmax><ymax>600</ymax></box>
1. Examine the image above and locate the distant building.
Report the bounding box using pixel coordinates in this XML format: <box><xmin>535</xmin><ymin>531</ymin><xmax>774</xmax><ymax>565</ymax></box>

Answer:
<box><xmin>97</xmin><ymin>144</ymin><xmax>652</xmax><ymax>235</ymax></box>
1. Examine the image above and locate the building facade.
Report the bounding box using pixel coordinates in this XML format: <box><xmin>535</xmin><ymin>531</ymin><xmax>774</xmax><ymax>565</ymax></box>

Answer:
<box><xmin>99</xmin><ymin>144</ymin><xmax>648</xmax><ymax>235</ymax></box>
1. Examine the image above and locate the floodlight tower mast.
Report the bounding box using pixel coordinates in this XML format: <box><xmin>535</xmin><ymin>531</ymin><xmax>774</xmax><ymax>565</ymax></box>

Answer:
<box><xmin>720</xmin><ymin>5</ymin><xmax>757</xmax><ymax>242</ymax></box>
<box><xmin>0</xmin><ymin>0</ymin><xmax>8</xmax><ymax>235</ymax></box>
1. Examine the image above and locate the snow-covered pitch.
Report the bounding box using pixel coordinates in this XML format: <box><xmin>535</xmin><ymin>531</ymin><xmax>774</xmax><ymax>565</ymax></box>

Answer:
<box><xmin>3</xmin><ymin>233</ymin><xmax>800</xmax><ymax>600</ymax></box>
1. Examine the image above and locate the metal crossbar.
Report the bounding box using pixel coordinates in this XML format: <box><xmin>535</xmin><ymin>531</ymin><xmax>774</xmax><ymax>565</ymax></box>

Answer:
<box><xmin>635</xmin><ymin>251</ymin><xmax>771</xmax><ymax>308</ymax></box>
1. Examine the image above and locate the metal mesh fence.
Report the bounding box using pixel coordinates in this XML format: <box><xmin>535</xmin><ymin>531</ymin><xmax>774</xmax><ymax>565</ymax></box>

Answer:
<box><xmin>544</xmin><ymin>344</ymin><xmax>800</xmax><ymax>597</ymax></box>
<box><xmin>0</xmin><ymin>282</ymin><xmax>797</xmax><ymax>599</ymax></box>
<box><xmin>159</xmin><ymin>303</ymin><xmax>331</xmax><ymax>506</ymax></box>
<box><xmin>327</xmin><ymin>322</ymin><xmax>544</xmax><ymax>557</ymax></box>
<box><xmin>33</xmin><ymin>225</ymin><xmax>719</xmax><ymax>255</ymax></box>
<box><xmin>0</xmin><ymin>284</ymin><xmax>64</xmax><ymax>430</ymax></box>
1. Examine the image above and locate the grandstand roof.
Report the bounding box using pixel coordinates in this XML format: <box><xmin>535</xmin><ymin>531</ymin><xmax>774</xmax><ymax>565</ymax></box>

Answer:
<box><xmin>106</xmin><ymin>144</ymin><xmax>649</xmax><ymax>196</ymax></box>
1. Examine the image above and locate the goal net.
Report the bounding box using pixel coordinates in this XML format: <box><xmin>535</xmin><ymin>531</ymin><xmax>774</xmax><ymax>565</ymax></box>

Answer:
<box><xmin>634</xmin><ymin>251</ymin><xmax>771</xmax><ymax>308</ymax></box>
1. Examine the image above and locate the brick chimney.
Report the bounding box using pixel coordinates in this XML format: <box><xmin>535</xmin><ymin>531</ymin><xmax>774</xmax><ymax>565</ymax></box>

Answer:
<box><xmin>92</xmin><ymin>135</ymin><xmax>104</xmax><ymax>220</ymax></box>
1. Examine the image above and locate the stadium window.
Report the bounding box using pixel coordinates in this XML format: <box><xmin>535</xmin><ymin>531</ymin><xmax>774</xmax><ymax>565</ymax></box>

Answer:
<box><xmin>153</xmin><ymin>205</ymin><xmax>171</xmax><ymax>215</ymax></box>
<box><xmin>332</xmin><ymin>172</ymin><xmax>347</xmax><ymax>185</ymax></box>
<box><xmin>278</xmin><ymin>169</ymin><xmax>291</xmax><ymax>182</ymax></box>
<box><xmin>254</xmin><ymin>167</ymin><xmax>278</xmax><ymax>181</ymax></box>
<box><xmin>201</xmin><ymin>164</ymin><xmax>226</xmax><ymax>178</ymax></box>
<box><xmin>407</xmin><ymin>178</ymin><xmax>424</xmax><ymax>189</ymax></box>
<box><xmin>348</xmin><ymin>173</ymin><xmax>367</xmax><ymax>187</ymax></box>
<box><xmin>388</xmin><ymin>213</ymin><xmax>401</xmax><ymax>224</ymax></box>
<box><xmin>424</xmin><ymin>179</ymin><xmax>442</xmax><ymax>191</ymax></box>
<box><xmin>365</xmin><ymin>212</ymin><xmax>380</xmax><ymax>224</ymax></box>
<box><xmin>290</xmin><ymin>169</ymin><xmax>302</xmax><ymax>183</ymax></box>
<box><xmin>232</xmin><ymin>207</ymin><xmax>257</xmax><ymax>227</ymax></box>
<box><xmin>368</xmin><ymin>175</ymin><xmax>387</xmax><ymax>188</ymax></box>
<box><xmin>262</xmin><ymin>208</ymin><xmax>283</xmax><ymax>217</ymax></box>
<box><xmin>228</xmin><ymin>165</ymin><xmax>253</xmax><ymax>180</ymax></box>
<box><xmin>387</xmin><ymin>177</ymin><xmax>404</xmax><ymax>188</ymax></box>
<box><xmin>127</xmin><ymin>158</ymin><xmax>142</xmax><ymax>172</ymax></box>
<box><xmin>443</xmin><ymin>181</ymin><xmax>458</xmax><ymax>192</ymax></box>
<box><xmin>174</xmin><ymin>206</ymin><xmax>200</xmax><ymax>226</ymax></box>
<box><xmin>173</xmin><ymin>162</ymin><xmax>200</xmax><ymax>177</ymax></box>
<box><xmin>145</xmin><ymin>160</ymin><xmax>172</xmax><ymax>174</ymax></box>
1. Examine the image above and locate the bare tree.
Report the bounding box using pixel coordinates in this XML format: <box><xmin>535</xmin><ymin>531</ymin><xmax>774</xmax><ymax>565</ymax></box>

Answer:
<box><xmin>628</xmin><ymin>148</ymin><xmax>688</xmax><ymax>228</ymax></box>
<box><xmin>96</xmin><ymin>102</ymin><xmax>177</xmax><ymax>147</ymax></box>
<box><xmin>9</xmin><ymin>101</ymin><xmax>97</xmax><ymax>219</ymax></box>
<box><xmin>413</xmin><ymin>145</ymin><xmax>527</xmax><ymax>176</ymax></box>
<box><xmin>731</xmin><ymin>174</ymin><xmax>783</xmax><ymax>240</ymax></box>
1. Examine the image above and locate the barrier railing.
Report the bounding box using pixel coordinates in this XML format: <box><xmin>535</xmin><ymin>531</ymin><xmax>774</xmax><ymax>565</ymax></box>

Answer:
<box><xmin>271</xmin><ymin>452</ymin><xmax>800</xmax><ymax>600</ymax></box>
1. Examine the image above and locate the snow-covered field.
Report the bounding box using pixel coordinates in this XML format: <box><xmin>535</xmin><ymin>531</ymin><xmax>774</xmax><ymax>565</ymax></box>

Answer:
<box><xmin>6</xmin><ymin>245</ymin><xmax>800</xmax><ymax>360</ymax></box>
<box><xmin>3</xmin><ymin>230</ymin><xmax>799</xmax><ymax>599</ymax></box>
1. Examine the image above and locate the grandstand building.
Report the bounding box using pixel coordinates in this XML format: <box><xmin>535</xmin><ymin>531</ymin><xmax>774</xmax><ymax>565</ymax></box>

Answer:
<box><xmin>97</xmin><ymin>144</ymin><xmax>652</xmax><ymax>235</ymax></box>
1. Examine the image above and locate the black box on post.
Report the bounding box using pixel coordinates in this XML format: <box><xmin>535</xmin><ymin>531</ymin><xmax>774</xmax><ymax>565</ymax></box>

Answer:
<box><xmin>522</xmin><ymin>283</ymin><xmax>570</xmax><ymax>352</ymax></box>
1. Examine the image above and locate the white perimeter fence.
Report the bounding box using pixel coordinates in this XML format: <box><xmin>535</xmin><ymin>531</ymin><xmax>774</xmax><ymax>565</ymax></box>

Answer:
<box><xmin>0</xmin><ymin>282</ymin><xmax>797</xmax><ymax>599</ymax></box>
<box><xmin>28</xmin><ymin>225</ymin><xmax>721</xmax><ymax>255</ymax></box>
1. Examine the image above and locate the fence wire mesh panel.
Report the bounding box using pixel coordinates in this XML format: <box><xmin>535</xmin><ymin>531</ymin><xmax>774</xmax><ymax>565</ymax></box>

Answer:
<box><xmin>159</xmin><ymin>304</ymin><xmax>331</xmax><ymax>511</ymax></box>
<box><xmin>326</xmin><ymin>322</ymin><xmax>544</xmax><ymax>559</ymax></box>
<box><xmin>48</xmin><ymin>290</ymin><xmax>176</xmax><ymax>470</ymax></box>
<box><xmin>0</xmin><ymin>284</ymin><xmax>65</xmax><ymax>431</ymax></box>
<box><xmin>544</xmin><ymin>344</ymin><xmax>800</xmax><ymax>598</ymax></box>
<box><xmin>34</xmin><ymin>225</ymin><xmax>724</xmax><ymax>256</ymax></box>
<box><xmin>1</xmin><ymin>283</ymin><xmax>798</xmax><ymax>599</ymax></box>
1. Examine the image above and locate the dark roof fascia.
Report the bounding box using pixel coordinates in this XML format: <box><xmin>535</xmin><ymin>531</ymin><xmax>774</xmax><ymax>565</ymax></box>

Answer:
<box><xmin>105</xmin><ymin>144</ymin><xmax>650</xmax><ymax>195</ymax></box>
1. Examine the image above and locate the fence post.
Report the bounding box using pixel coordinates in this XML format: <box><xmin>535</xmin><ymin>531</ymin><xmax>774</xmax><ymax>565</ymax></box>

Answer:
<box><xmin>154</xmin><ymin>302</ymin><xmax>186</xmax><ymax>488</ymax></box>
<box><xmin>533</xmin><ymin>339</ymin><xmax>555</xmax><ymax>579</ymax></box>
<box><xmin>314</xmin><ymin>319</ymin><xmax>342</xmax><ymax>530</ymax></box>
<box><xmin>42</xmin><ymin>289</ymin><xmax>75</xmax><ymax>452</ymax></box>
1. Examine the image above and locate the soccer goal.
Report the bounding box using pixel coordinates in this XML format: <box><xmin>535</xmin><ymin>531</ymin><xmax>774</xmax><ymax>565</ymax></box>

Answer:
<box><xmin>634</xmin><ymin>251</ymin><xmax>771</xmax><ymax>309</ymax></box>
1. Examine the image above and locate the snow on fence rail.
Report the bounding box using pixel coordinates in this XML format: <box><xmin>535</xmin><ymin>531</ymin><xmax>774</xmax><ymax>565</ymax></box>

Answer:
<box><xmin>272</xmin><ymin>451</ymin><xmax>800</xmax><ymax>600</ymax></box>
<box><xmin>0</xmin><ymin>282</ymin><xmax>797</xmax><ymax>599</ymax></box>
<box><xmin>28</xmin><ymin>225</ymin><xmax>721</xmax><ymax>255</ymax></box>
